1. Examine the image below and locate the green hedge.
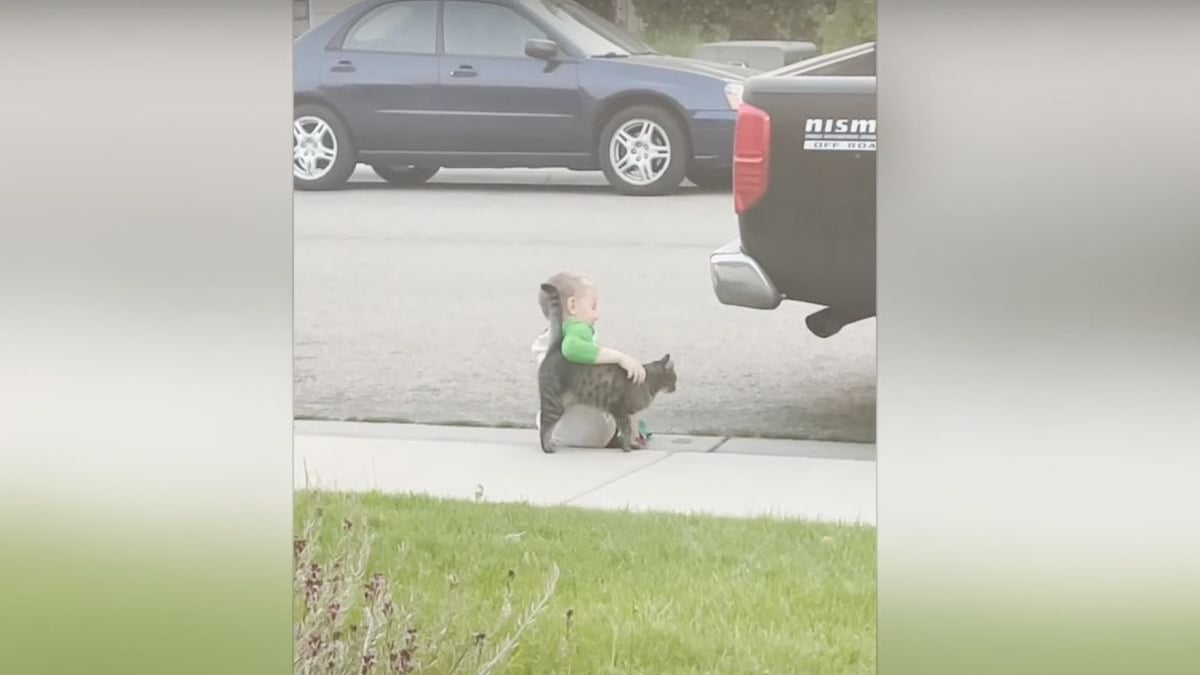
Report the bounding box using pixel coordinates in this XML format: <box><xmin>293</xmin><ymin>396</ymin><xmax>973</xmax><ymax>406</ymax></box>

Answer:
<box><xmin>575</xmin><ymin>0</ymin><xmax>617</xmax><ymax>21</ymax></box>
<box><xmin>573</xmin><ymin>0</ymin><xmax>875</xmax><ymax>53</ymax></box>
<box><xmin>634</xmin><ymin>0</ymin><xmax>828</xmax><ymax>43</ymax></box>
<box><xmin>814</xmin><ymin>0</ymin><xmax>877</xmax><ymax>51</ymax></box>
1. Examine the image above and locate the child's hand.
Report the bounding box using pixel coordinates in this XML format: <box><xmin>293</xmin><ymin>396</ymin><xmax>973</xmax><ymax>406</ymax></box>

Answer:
<box><xmin>618</xmin><ymin>355</ymin><xmax>646</xmax><ymax>384</ymax></box>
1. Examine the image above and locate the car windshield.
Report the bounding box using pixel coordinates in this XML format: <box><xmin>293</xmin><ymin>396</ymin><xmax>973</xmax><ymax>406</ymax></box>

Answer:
<box><xmin>522</xmin><ymin>0</ymin><xmax>654</xmax><ymax>57</ymax></box>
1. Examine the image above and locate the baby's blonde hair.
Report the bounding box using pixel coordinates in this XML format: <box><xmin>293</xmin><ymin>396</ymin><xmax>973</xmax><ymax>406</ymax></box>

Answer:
<box><xmin>538</xmin><ymin>271</ymin><xmax>592</xmax><ymax>319</ymax></box>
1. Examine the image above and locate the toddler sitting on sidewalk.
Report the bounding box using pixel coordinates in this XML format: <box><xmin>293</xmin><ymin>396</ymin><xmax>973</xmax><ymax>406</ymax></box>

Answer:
<box><xmin>531</xmin><ymin>271</ymin><xmax>652</xmax><ymax>449</ymax></box>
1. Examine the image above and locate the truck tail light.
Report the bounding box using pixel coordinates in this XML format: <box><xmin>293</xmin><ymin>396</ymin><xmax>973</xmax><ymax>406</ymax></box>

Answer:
<box><xmin>733</xmin><ymin>102</ymin><xmax>770</xmax><ymax>214</ymax></box>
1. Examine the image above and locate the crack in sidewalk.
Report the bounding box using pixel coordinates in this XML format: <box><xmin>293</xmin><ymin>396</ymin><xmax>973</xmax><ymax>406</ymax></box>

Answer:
<box><xmin>706</xmin><ymin>436</ymin><xmax>731</xmax><ymax>453</ymax></box>
<box><xmin>560</xmin><ymin>451</ymin><xmax>679</xmax><ymax>506</ymax></box>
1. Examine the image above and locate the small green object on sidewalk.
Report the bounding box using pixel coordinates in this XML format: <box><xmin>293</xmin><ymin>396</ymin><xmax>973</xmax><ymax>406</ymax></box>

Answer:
<box><xmin>638</xmin><ymin>419</ymin><xmax>652</xmax><ymax>438</ymax></box>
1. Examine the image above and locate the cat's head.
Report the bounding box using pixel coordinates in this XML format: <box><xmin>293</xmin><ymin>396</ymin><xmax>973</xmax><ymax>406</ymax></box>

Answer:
<box><xmin>652</xmin><ymin>353</ymin><xmax>677</xmax><ymax>394</ymax></box>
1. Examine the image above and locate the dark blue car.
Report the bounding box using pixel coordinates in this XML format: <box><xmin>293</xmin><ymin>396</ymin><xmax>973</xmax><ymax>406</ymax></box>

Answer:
<box><xmin>293</xmin><ymin>0</ymin><xmax>757</xmax><ymax>195</ymax></box>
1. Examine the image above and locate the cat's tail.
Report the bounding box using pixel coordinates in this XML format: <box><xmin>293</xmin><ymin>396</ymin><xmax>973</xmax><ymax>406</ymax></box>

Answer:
<box><xmin>540</xmin><ymin>282</ymin><xmax>564</xmax><ymax>347</ymax></box>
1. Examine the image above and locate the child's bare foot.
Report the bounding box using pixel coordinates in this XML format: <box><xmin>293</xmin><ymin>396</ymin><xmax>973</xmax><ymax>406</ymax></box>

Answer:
<box><xmin>630</xmin><ymin>435</ymin><xmax>647</xmax><ymax>450</ymax></box>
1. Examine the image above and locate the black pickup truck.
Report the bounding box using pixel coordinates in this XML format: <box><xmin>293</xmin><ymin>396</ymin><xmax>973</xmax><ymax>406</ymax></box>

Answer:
<box><xmin>709</xmin><ymin>42</ymin><xmax>876</xmax><ymax>337</ymax></box>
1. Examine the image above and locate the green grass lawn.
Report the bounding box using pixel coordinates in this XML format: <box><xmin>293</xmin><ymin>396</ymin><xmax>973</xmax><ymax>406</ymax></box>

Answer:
<box><xmin>294</xmin><ymin>491</ymin><xmax>875</xmax><ymax>675</ymax></box>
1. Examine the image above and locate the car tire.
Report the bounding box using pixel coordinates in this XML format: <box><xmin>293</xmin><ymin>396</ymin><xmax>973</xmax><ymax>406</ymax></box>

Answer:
<box><xmin>598</xmin><ymin>104</ymin><xmax>690</xmax><ymax>196</ymax></box>
<box><xmin>687</xmin><ymin>167</ymin><xmax>733</xmax><ymax>191</ymax></box>
<box><xmin>371</xmin><ymin>164</ymin><xmax>440</xmax><ymax>187</ymax></box>
<box><xmin>293</xmin><ymin>104</ymin><xmax>356</xmax><ymax>191</ymax></box>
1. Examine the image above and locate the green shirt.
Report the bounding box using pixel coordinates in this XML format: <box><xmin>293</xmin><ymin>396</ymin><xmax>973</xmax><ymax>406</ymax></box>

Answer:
<box><xmin>560</xmin><ymin>320</ymin><xmax>600</xmax><ymax>364</ymax></box>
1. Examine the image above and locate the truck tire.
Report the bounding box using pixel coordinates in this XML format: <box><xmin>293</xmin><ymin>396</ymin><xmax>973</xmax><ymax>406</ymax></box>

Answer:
<box><xmin>598</xmin><ymin>104</ymin><xmax>690</xmax><ymax>196</ymax></box>
<box><xmin>293</xmin><ymin>104</ymin><xmax>357</xmax><ymax>191</ymax></box>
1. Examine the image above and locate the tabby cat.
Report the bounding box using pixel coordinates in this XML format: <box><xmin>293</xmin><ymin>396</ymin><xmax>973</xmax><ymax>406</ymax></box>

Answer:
<box><xmin>537</xmin><ymin>283</ymin><xmax>677</xmax><ymax>453</ymax></box>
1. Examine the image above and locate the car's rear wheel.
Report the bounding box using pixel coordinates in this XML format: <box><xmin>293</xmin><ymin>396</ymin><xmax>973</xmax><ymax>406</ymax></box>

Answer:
<box><xmin>598</xmin><ymin>105</ymin><xmax>690</xmax><ymax>196</ymax></box>
<box><xmin>293</xmin><ymin>104</ymin><xmax>356</xmax><ymax>191</ymax></box>
<box><xmin>687</xmin><ymin>167</ymin><xmax>733</xmax><ymax>191</ymax></box>
<box><xmin>371</xmin><ymin>164</ymin><xmax>440</xmax><ymax>186</ymax></box>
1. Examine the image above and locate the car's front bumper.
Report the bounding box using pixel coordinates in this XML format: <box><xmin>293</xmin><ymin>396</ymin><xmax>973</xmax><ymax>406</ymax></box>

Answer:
<box><xmin>709</xmin><ymin>238</ymin><xmax>782</xmax><ymax>309</ymax></box>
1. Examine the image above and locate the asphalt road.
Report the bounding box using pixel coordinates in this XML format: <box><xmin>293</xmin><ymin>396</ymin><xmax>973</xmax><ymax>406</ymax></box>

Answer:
<box><xmin>295</xmin><ymin>168</ymin><xmax>876</xmax><ymax>442</ymax></box>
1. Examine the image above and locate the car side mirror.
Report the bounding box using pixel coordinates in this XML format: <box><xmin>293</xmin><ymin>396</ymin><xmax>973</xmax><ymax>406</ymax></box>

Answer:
<box><xmin>525</xmin><ymin>38</ymin><xmax>560</xmax><ymax>61</ymax></box>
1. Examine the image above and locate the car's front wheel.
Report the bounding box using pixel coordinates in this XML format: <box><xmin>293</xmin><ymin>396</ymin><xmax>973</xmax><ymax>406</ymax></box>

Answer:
<box><xmin>598</xmin><ymin>105</ymin><xmax>690</xmax><ymax>196</ymax></box>
<box><xmin>293</xmin><ymin>104</ymin><xmax>356</xmax><ymax>191</ymax></box>
<box><xmin>371</xmin><ymin>164</ymin><xmax>440</xmax><ymax>187</ymax></box>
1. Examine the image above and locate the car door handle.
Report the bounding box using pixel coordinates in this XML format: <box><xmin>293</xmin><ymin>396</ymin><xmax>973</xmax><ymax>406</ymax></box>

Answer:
<box><xmin>331</xmin><ymin>59</ymin><xmax>355</xmax><ymax>73</ymax></box>
<box><xmin>450</xmin><ymin>65</ymin><xmax>477</xmax><ymax>78</ymax></box>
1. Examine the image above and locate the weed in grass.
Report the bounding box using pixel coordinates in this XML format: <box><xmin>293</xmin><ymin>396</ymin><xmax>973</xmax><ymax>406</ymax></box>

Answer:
<box><xmin>293</xmin><ymin>506</ymin><xmax>561</xmax><ymax>674</ymax></box>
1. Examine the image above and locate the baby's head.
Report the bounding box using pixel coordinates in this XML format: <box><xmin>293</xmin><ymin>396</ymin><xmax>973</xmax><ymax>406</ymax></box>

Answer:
<box><xmin>539</xmin><ymin>271</ymin><xmax>599</xmax><ymax>325</ymax></box>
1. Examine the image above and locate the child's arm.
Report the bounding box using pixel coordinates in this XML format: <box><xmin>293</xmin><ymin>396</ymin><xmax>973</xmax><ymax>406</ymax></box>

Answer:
<box><xmin>562</xmin><ymin>325</ymin><xmax>646</xmax><ymax>384</ymax></box>
<box><xmin>594</xmin><ymin>347</ymin><xmax>647</xmax><ymax>384</ymax></box>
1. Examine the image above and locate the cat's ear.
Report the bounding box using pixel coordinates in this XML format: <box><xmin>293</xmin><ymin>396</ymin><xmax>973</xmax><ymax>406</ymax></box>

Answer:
<box><xmin>661</xmin><ymin>353</ymin><xmax>674</xmax><ymax>369</ymax></box>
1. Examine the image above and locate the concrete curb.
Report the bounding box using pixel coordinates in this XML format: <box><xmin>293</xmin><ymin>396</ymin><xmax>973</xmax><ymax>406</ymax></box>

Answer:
<box><xmin>293</xmin><ymin>420</ymin><xmax>875</xmax><ymax>461</ymax></box>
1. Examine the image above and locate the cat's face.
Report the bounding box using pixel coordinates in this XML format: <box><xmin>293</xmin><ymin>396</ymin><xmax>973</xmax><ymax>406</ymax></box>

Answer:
<box><xmin>656</xmin><ymin>354</ymin><xmax>677</xmax><ymax>393</ymax></box>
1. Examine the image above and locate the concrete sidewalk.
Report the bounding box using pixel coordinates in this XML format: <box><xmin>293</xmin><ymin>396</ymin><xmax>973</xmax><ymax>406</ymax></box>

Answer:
<box><xmin>295</xmin><ymin>421</ymin><xmax>876</xmax><ymax>525</ymax></box>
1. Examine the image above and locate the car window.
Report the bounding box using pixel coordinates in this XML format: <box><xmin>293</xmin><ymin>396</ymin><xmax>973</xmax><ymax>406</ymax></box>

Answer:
<box><xmin>523</xmin><ymin>0</ymin><xmax>653</xmax><ymax>56</ymax></box>
<box><xmin>443</xmin><ymin>1</ymin><xmax>547</xmax><ymax>58</ymax></box>
<box><xmin>342</xmin><ymin>1</ymin><xmax>437</xmax><ymax>54</ymax></box>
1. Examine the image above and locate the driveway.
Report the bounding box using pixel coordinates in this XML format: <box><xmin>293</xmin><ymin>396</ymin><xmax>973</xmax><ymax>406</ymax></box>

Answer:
<box><xmin>295</xmin><ymin>168</ymin><xmax>876</xmax><ymax>442</ymax></box>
